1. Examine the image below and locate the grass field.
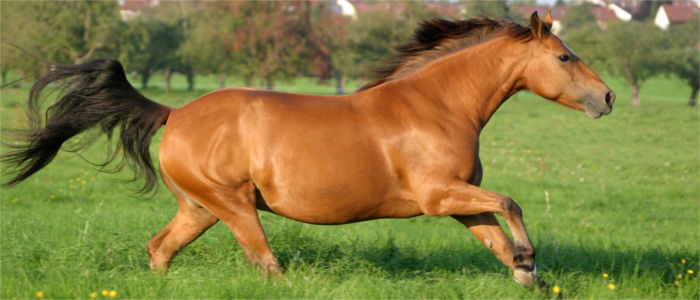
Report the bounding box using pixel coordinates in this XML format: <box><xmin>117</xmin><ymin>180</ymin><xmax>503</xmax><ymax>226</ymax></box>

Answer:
<box><xmin>1</xmin><ymin>73</ymin><xmax>698</xmax><ymax>299</ymax></box>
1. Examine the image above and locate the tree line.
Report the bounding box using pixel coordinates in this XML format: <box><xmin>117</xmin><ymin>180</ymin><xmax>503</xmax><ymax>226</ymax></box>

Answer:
<box><xmin>1</xmin><ymin>1</ymin><xmax>697</xmax><ymax>105</ymax></box>
<box><xmin>1</xmin><ymin>1</ymin><xmax>450</xmax><ymax>94</ymax></box>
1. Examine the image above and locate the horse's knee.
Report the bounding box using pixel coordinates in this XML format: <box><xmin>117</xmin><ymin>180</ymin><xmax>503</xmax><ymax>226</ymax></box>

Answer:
<box><xmin>500</xmin><ymin>197</ymin><xmax>522</xmax><ymax>218</ymax></box>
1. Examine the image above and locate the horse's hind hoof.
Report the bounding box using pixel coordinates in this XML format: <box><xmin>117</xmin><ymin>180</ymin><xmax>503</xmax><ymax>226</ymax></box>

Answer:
<box><xmin>513</xmin><ymin>265</ymin><xmax>539</xmax><ymax>288</ymax></box>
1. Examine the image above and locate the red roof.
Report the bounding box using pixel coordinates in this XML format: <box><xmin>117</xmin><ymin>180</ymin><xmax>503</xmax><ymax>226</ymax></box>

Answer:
<box><xmin>591</xmin><ymin>6</ymin><xmax>619</xmax><ymax>22</ymax></box>
<box><xmin>350</xmin><ymin>0</ymin><xmax>459</xmax><ymax>17</ymax></box>
<box><xmin>120</xmin><ymin>0</ymin><xmax>153</xmax><ymax>11</ymax></box>
<box><xmin>516</xmin><ymin>6</ymin><xmax>566</xmax><ymax>21</ymax></box>
<box><xmin>518</xmin><ymin>5</ymin><xmax>622</xmax><ymax>23</ymax></box>
<box><xmin>351</xmin><ymin>1</ymin><xmax>405</xmax><ymax>15</ymax></box>
<box><xmin>662</xmin><ymin>4</ymin><xmax>700</xmax><ymax>22</ymax></box>
<box><xmin>424</xmin><ymin>2</ymin><xmax>460</xmax><ymax>17</ymax></box>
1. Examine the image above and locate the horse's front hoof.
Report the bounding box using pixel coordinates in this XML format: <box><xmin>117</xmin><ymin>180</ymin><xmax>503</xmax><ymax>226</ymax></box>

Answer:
<box><xmin>513</xmin><ymin>265</ymin><xmax>538</xmax><ymax>288</ymax></box>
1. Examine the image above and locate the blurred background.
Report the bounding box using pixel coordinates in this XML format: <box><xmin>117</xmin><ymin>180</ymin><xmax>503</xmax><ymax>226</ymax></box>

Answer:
<box><xmin>1</xmin><ymin>0</ymin><xmax>698</xmax><ymax>105</ymax></box>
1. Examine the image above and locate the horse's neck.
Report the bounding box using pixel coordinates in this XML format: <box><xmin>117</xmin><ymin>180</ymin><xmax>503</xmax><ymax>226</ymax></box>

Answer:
<box><xmin>390</xmin><ymin>38</ymin><xmax>528</xmax><ymax>132</ymax></box>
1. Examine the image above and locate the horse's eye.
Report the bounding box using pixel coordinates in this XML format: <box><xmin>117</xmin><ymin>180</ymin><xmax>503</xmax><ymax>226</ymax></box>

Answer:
<box><xmin>558</xmin><ymin>54</ymin><xmax>570</xmax><ymax>62</ymax></box>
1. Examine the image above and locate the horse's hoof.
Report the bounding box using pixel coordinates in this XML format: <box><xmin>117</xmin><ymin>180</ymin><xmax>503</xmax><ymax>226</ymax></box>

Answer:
<box><xmin>513</xmin><ymin>265</ymin><xmax>538</xmax><ymax>288</ymax></box>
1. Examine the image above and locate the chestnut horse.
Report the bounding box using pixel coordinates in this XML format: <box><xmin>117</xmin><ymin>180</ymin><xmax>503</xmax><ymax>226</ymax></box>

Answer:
<box><xmin>3</xmin><ymin>12</ymin><xmax>614</xmax><ymax>288</ymax></box>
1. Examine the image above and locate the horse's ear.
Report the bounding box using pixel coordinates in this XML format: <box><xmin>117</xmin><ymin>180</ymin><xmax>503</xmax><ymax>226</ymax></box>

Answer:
<box><xmin>529</xmin><ymin>11</ymin><xmax>546</xmax><ymax>40</ymax></box>
<box><xmin>543</xmin><ymin>12</ymin><xmax>553</xmax><ymax>30</ymax></box>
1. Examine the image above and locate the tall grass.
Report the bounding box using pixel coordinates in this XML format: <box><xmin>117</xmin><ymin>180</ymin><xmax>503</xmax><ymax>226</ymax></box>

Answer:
<box><xmin>1</xmin><ymin>74</ymin><xmax>697</xmax><ymax>299</ymax></box>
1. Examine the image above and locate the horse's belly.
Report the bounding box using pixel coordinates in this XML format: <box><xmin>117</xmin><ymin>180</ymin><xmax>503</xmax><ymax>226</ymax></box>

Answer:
<box><xmin>255</xmin><ymin>188</ymin><xmax>422</xmax><ymax>224</ymax></box>
<box><xmin>252</xmin><ymin>157</ymin><xmax>421</xmax><ymax>224</ymax></box>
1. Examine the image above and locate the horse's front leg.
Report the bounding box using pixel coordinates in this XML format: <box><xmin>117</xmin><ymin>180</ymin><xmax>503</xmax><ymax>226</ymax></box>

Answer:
<box><xmin>452</xmin><ymin>213</ymin><xmax>516</xmax><ymax>268</ymax></box>
<box><xmin>417</xmin><ymin>180</ymin><xmax>539</xmax><ymax>287</ymax></box>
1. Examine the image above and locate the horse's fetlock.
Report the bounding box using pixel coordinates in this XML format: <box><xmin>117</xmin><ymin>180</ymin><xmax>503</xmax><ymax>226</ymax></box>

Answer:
<box><xmin>513</xmin><ymin>244</ymin><xmax>535</xmax><ymax>268</ymax></box>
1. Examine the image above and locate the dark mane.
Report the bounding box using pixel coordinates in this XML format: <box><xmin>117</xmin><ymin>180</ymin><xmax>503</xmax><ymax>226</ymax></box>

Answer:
<box><xmin>358</xmin><ymin>18</ymin><xmax>535</xmax><ymax>91</ymax></box>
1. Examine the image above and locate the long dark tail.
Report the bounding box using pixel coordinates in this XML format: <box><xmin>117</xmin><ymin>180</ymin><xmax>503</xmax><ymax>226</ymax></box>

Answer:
<box><xmin>2</xmin><ymin>58</ymin><xmax>170</xmax><ymax>193</ymax></box>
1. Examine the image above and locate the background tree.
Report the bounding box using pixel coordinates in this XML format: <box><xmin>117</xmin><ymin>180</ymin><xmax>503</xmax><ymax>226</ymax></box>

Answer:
<box><xmin>225</xmin><ymin>1</ymin><xmax>309</xmax><ymax>90</ymax></box>
<box><xmin>599</xmin><ymin>21</ymin><xmax>667</xmax><ymax>106</ymax></box>
<box><xmin>0</xmin><ymin>1</ymin><xmax>121</xmax><ymax>81</ymax></box>
<box><xmin>0</xmin><ymin>2</ymin><xmax>25</xmax><ymax>85</ymax></box>
<box><xmin>337</xmin><ymin>11</ymin><xmax>412</xmax><ymax>87</ymax></box>
<box><xmin>177</xmin><ymin>2</ymin><xmax>244</xmax><ymax>89</ymax></box>
<box><xmin>463</xmin><ymin>0</ymin><xmax>521</xmax><ymax>20</ymax></box>
<box><xmin>147</xmin><ymin>2</ymin><xmax>194</xmax><ymax>93</ymax></box>
<box><xmin>305</xmin><ymin>1</ymin><xmax>352</xmax><ymax>94</ymax></box>
<box><xmin>120</xmin><ymin>15</ymin><xmax>183</xmax><ymax>90</ymax></box>
<box><xmin>560</xmin><ymin>2</ymin><xmax>596</xmax><ymax>33</ymax></box>
<box><xmin>336</xmin><ymin>3</ymin><xmax>454</xmax><ymax>89</ymax></box>
<box><xmin>664</xmin><ymin>16</ymin><xmax>699</xmax><ymax>106</ymax></box>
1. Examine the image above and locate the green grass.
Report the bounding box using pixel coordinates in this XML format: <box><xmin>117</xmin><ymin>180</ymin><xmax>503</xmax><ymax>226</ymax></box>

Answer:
<box><xmin>1</xmin><ymin>74</ymin><xmax>698</xmax><ymax>299</ymax></box>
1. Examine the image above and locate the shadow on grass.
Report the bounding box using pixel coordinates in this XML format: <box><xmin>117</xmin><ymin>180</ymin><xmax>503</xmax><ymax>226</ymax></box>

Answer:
<box><xmin>269</xmin><ymin>232</ymin><xmax>697</xmax><ymax>281</ymax></box>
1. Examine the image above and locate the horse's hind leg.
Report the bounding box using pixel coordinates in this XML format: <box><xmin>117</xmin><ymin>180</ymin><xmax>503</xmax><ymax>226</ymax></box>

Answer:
<box><xmin>175</xmin><ymin>180</ymin><xmax>281</xmax><ymax>276</ymax></box>
<box><xmin>452</xmin><ymin>213</ymin><xmax>516</xmax><ymax>269</ymax></box>
<box><xmin>209</xmin><ymin>181</ymin><xmax>282</xmax><ymax>276</ymax></box>
<box><xmin>147</xmin><ymin>186</ymin><xmax>219</xmax><ymax>270</ymax></box>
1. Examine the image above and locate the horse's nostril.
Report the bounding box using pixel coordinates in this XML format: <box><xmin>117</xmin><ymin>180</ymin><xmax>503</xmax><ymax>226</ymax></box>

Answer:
<box><xmin>605</xmin><ymin>91</ymin><xmax>616</xmax><ymax>108</ymax></box>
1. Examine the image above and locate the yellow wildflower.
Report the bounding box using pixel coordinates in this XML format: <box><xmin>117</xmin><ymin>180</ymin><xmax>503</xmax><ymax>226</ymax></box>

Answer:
<box><xmin>603</xmin><ymin>273</ymin><xmax>609</xmax><ymax>278</ymax></box>
<box><xmin>674</xmin><ymin>280</ymin><xmax>679</xmax><ymax>286</ymax></box>
<box><xmin>681</xmin><ymin>258</ymin><xmax>686</xmax><ymax>264</ymax></box>
<box><xmin>607</xmin><ymin>283</ymin><xmax>616</xmax><ymax>290</ymax></box>
<box><xmin>36</xmin><ymin>291</ymin><xmax>44</xmax><ymax>298</ymax></box>
<box><xmin>552</xmin><ymin>285</ymin><xmax>561</xmax><ymax>294</ymax></box>
<box><xmin>109</xmin><ymin>290</ymin><xmax>117</xmax><ymax>298</ymax></box>
<box><xmin>677</xmin><ymin>273</ymin><xmax>683</xmax><ymax>279</ymax></box>
<box><xmin>101</xmin><ymin>289</ymin><xmax>108</xmax><ymax>296</ymax></box>
<box><xmin>50</xmin><ymin>195</ymin><xmax>55</xmax><ymax>199</ymax></box>
<box><xmin>688</xmin><ymin>269</ymin><xmax>694</xmax><ymax>274</ymax></box>
<box><xmin>89</xmin><ymin>292</ymin><xmax>97</xmax><ymax>298</ymax></box>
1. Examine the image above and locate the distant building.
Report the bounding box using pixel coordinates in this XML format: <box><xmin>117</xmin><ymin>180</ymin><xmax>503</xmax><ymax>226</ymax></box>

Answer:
<box><xmin>607</xmin><ymin>0</ymin><xmax>650</xmax><ymax>19</ymax></box>
<box><xmin>585</xmin><ymin>0</ymin><xmax>641</xmax><ymax>20</ymax></box>
<box><xmin>332</xmin><ymin>0</ymin><xmax>357</xmax><ymax>18</ymax></box>
<box><xmin>119</xmin><ymin>0</ymin><xmax>159</xmax><ymax>21</ymax></box>
<box><xmin>654</xmin><ymin>0</ymin><xmax>700</xmax><ymax>30</ymax></box>
<box><xmin>604</xmin><ymin>3</ymin><xmax>632</xmax><ymax>21</ymax></box>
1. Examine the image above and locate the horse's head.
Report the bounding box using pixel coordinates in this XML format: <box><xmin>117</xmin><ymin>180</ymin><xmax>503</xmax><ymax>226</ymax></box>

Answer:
<box><xmin>522</xmin><ymin>12</ymin><xmax>614</xmax><ymax>118</ymax></box>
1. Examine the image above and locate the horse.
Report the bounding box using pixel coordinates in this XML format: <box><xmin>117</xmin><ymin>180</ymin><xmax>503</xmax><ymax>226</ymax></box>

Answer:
<box><xmin>2</xmin><ymin>12</ymin><xmax>614</xmax><ymax>288</ymax></box>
